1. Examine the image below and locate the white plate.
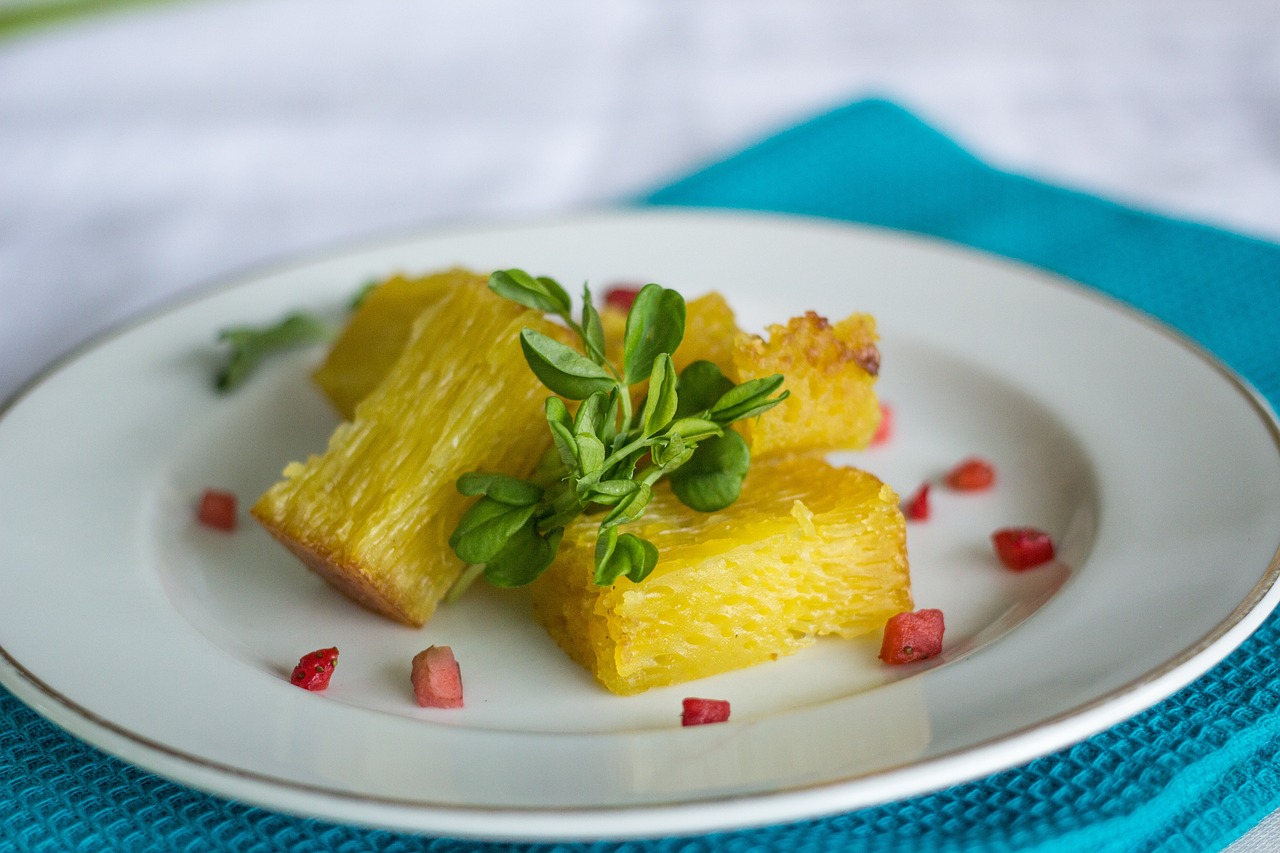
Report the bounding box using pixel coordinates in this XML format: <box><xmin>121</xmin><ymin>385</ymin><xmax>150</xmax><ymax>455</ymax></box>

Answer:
<box><xmin>2</xmin><ymin>209</ymin><xmax>1279</xmax><ymax>841</ymax></box>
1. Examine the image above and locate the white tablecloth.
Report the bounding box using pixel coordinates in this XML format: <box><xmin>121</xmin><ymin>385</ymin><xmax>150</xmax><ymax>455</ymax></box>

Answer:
<box><xmin>3</xmin><ymin>1</ymin><xmax>1279</xmax><ymax>848</ymax></box>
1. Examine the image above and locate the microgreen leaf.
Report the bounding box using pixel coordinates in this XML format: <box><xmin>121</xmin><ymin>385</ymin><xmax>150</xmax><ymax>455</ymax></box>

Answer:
<box><xmin>350</xmin><ymin>278</ymin><xmax>380</xmax><ymax>310</ymax></box>
<box><xmin>666</xmin><ymin>416</ymin><xmax>723</xmax><ymax>443</ymax></box>
<box><xmin>484</xmin><ymin>521</ymin><xmax>564</xmax><ymax>587</ymax></box>
<box><xmin>594</xmin><ymin>529</ymin><xmax>658</xmax><ymax>585</ymax></box>
<box><xmin>215</xmin><ymin>312</ymin><xmax>332</xmax><ymax>392</ymax></box>
<box><xmin>650</xmin><ymin>432</ymin><xmax>695</xmax><ymax>471</ymax></box>
<box><xmin>618</xmin><ymin>534</ymin><xmax>659</xmax><ymax>583</ymax></box>
<box><xmin>546</xmin><ymin>400</ymin><xmax>580</xmax><ymax>470</ymax></box>
<box><xmin>455</xmin><ymin>472</ymin><xmax>543</xmax><ymax>506</ymax></box>
<box><xmin>574</xmin><ymin>391</ymin><xmax>609</xmax><ymax>438</ymax></box>
<box><xmin>585</xmin><ymin>479</ymin><xmax>640</xmax><ymax>505</ymax></box>
<box><xmin>576</xmin><ymin>433</ymin><xmax>607</xmax><ymax>476</ymax></box>
<box><xmin>675</xmin><ymin>360</ymin><xmax>735</xmax><ymax>418</ymax></box>
<box><xmin>601</xmin><ymin>482</ymin><xmax>652</xmax><ymax>528</ymax></box>
<box><xmin>622</xmin><ymin>284</ymin><xmax>686</xmax><ymax>384</ymax></box>
<box><xmin>670</xmin><ymin>429</ymin><xmax>751</xmax><ymax>512</ymax></box>
<box><xmin>520</xmin><ymin>328</ymin><xmax>616</xmax><ymax>400</ymax></box>
<box><xmin>580</xmin><ymin>283</ymin><xmax>608</xmax><ymax>365</ymax></box>
<box><xmin>599</xmin><ymin>388</ymin><xmax>622</xmax><ymax>449</ymax></box>
<box><xmin>529</xmin><ymin>445</ymin><xmax>571</xmax><ymax>487</ymax></box>
<box><xmin>640</xmin><ymin>354</ymin><xmax>678</xmax><ymax>437</ymax></box>
<box><xmin>448</xmin><ymin>497</ymin><xmax>538</xmax><ymax>564</ymax></box>
<box><xmin>709</xmin><ymin>374</ymin><xmax>789</xmax><ymax>423</ymax></box>
<box><xmin>593</xmin><ymin>527</ymin><xmax>620</xmax><ymax>584</ymax></box>
<box><xmin>489</xmin><ymin>269</ymin><xmax>572</xmax><ymax>316</ymax></box>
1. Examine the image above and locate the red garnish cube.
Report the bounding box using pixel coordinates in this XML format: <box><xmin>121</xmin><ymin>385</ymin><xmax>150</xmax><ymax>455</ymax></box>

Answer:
<box><xmin>196</xmin><ymin>489</ymin><xmax>237</xmax><ymax>531</ymax></box>
<box><xmin>945</xmin><ymin>458</ymin><xmax>995</xmax><ymax>491</ymax></box>
<box><xmin>992</xmin><ymin>527</ymin><xmax>1055</xmax><ymax>571</ymax></box>
<box><xmin>290</xmin><ymin>647</ymin><xmax>338</xmax><ymax>690</ymax></box>
<box><xmin>903</xmin><ymin>482</ymin><xmax>931</xmax><ymax>521</ymax></box>
<box><xmin>681</xmin><ymin>697</ymin><xmax>730</xmax><ymax>726</ymax></box>
<box><xmin>870</xmin><ymin>403</ymin><xmax>893</xmax><ymax>446</ymax></box>
<box><xmin>603</xmin><ymin>285</ymin><xmax>642</xmax><ymax>313</ymax></box>
<box><xmin>411</xmin><ymin>645</ymin><xmax>464</xmax><ymax>709</ymax></box>
<box><xmin>879</xmin><ymin>609</ymin><xmax>945</xmax><ymax>664</ymax></box>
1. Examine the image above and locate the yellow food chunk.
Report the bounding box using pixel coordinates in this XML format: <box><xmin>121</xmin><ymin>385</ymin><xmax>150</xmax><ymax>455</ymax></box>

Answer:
<box><xmin>252</xmin><ymin>279</ymin><xmax>559</xmax><ymax>627</ymax></box>
<box><xmin>312</xmin><ymin>268</ymin><xmax>485</xmax><ymax>419</ymax></box>
<box><xmin>674</xmin><ymin>291</ymin><xmax>740</xmax><ymax>374</ymax></box>
<box><xmin>529</xmin><ymin>455</ymin><xmax>910</xmax><ymax>695</ymax></box>
<box><xmin>735</xmin><ymin>311</ymin><xmax>882</xmax><ymax>457</ymax></box>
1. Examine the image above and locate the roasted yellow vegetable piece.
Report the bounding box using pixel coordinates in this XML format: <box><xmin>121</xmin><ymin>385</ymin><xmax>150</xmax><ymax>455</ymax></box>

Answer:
<box><xmin>252</xmin><ymin>279</ymin><xmax>559</xmax><ymax>627</ymax></box>
<box><xmin>734</xmin><ymin>311</ymin><xmax>882</xmax><ymax>457</ymax></box>
<box><xmin>313</xmin><ymin>268</ymin><xmax>485</xmax><ymax>419</ymax></box>
<box><xmin>608</xmin><ymin>293</ymin><xmax>880</xmax><ymax>457</ymax></box>
<box><xmin>675</xmin><ymin>291</ymin><xmax>740</xmax><ymax>374</ymax></box>
<box><xmin>529</xmin><ymin>454</ymin><xmax>910</xmax><ymax>695</ymax></box>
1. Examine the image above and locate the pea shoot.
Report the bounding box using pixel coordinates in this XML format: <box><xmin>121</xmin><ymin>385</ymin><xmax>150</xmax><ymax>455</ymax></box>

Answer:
<box><xmin>214</xmin><ymin>312</ymin><xmax>333</xmax><ymax>392</ymax></box>
<box><xmin>447</xmin><ymin>269</ymin><xmax>788</xmax><ymax>593</ymax></box>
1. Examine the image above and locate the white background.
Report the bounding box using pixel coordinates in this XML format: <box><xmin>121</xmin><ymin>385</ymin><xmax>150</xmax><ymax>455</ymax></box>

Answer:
<box><xmin>2</xmin><ymin>1</ymin><xmax>1279</xmax><ymax>848</ymax></box>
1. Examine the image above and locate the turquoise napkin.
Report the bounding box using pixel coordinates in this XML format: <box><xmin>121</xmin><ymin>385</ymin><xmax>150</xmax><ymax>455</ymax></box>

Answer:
<box><xmin>5</xmin><ymin>98</ymin><xmax>1280</xmax><ymax>852</ymax></box>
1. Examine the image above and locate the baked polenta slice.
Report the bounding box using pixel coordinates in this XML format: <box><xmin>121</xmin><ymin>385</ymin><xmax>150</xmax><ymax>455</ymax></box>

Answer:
<box><xmin>733</xmin><ymin>310</ymin><xmax>882</xmax><ymax>457</ymax></box>
<box><xmin>313</xmin><ymin>268</ymin><xmax>484</xmax><ymax>419</ymax></box>
<box><xmin>529</xmin><ymin>454</ymin><xmax>910</xmax><ymax>694</ymax></box>
<box><xmin>253</xmin><ymin>278</ymin><xmax>560</xmax><ymax>627</ymax></box>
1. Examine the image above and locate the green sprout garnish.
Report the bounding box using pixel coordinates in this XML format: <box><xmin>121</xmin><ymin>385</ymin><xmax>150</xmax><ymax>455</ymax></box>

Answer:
<box><xmin>447</xmin><ymin>269</ymin><xmax>788</xmax><ymax>593</ymax></box>
<box><xmin>214</xmin><ymin>312</ymin><xmax>333</xmax><ymax>393</ymax></box>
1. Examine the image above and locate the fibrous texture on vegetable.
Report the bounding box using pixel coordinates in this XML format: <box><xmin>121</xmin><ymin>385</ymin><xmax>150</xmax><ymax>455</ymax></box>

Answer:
<box><xmin>529</xmin><ymin>454</ymin><xmax>910</xmax><ymax>695</ymax></box>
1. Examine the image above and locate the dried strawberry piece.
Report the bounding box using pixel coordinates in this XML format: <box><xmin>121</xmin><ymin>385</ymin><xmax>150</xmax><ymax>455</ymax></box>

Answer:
<box><xmin>945</xmin><ymin>458</ymin><xmax>995</xmax><ymax>491</ymax></box>
<box><xmin>197</xmin><ymin>489</ymin><xmax>237</xmax><ymax>531</ymax></box>
<box><xmin>870</xmin><ymin>403</ymin><xmax>893</xmax><ymax>446</ymax></box>
<box><xmin>603</xmin><ymin>285</ymin><xmax>642</xmax><ymax>312</ymax></box>
<box><xmin>411</xmin><ymin>645</ymin><xmax>464</xmax><ymax>708</ymax></box>
<box><xmin>290</xmin><ymin>647</ymin><xmax>338</xmax><ymax>690</ymax></box>
<box><xmin>992</xmin><ymin>527</ymin><xmax>1055</xmax><ymax>571</ymax></box>
<box><xmin>879</xmin><ymin>609</ymin><xmax>945</xmax><ymax>664</ymax></box>
<box><xmin>903</xmin><ymin>482</ymin><xmax>931</xmax><ymax>521</ymax></box>
<box><xmin>681</xmin><ymin>697</ymin><xmax>730</xmax><ymax>726</ymax></box>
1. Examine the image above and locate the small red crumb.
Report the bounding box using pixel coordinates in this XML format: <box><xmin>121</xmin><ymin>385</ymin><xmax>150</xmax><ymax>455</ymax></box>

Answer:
<box><xmin>903</xmin><ymin>482</ymin><xmax>931</xmax><ymax>521</ymax></box>
<box><xmin>603</xmin><ymin>285</ymin><xmax>642</xmax><ymax>313</ymax></box>
<box><xmin>290</xmin><ymin>647</ymin><xmax>338</xmax><ymax>691</ymax></box>
<box><xmin>870</xmin><ymin>403</ymin><xmax>893</xmax><ymax>446</ymax></box>
<box><xmin>412</xmin><ymin>645</ymin><xmax>464</xmax><ymax>709</ymax></box>
<box><xmin>992</xmin><ymin>527</ymin><xmax>1055</xmax><ymax>571</ymax></box>
<box><xmin>879</xmin><ymin>609</ymin><xmax>945</xmax><ymax>664</ymax></box>
<box><xmin>197</xmin><ymin>489</ymin><xmax>237</xmax><ymax>531</ymax></box>
<box><xmin>682</xmin><ymin>697</ymin><xmax>730</xmax><ymax>726</ymax></box>
<box><xmin>945</xmin><ymin>458</ymin><xmax>995</xmax><ymax>491</ymax></box>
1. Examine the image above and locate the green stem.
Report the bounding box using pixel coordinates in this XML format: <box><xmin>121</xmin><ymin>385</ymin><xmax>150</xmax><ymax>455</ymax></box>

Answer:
<box><xmin>444</xmin><ymin>564</ymin><xmax>485</xmax><ymax>604</ymax></box>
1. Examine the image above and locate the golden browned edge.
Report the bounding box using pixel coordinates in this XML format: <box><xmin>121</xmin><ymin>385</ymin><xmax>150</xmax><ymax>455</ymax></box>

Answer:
<box><xmin>250</xmin><ymin>507</ymin><xmax>425</xmax><ymax>628</ymax></box>
<box><xmin>2</xmin><ymin>211</ymin><xmax>1280</xmax><ymax>833</ymax></box>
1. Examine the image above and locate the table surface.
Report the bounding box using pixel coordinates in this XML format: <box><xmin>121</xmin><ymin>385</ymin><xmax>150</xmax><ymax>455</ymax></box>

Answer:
<box><xmin>3</xmin><ymin>1</ymin><xmax>1279</xmax><ymax>849</ymax></box>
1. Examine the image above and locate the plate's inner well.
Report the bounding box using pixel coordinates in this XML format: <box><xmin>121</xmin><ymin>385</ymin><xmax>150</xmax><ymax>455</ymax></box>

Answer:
<box><xmin>152</xmin><ymin>331</ymin><xmax>1090</xmax><ymax>735</ymax></box>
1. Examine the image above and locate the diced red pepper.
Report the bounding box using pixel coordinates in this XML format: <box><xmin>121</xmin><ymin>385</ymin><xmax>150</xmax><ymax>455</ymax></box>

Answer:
<box><xmin>879</xmin><ymin>609</ymin><xmax>945</xmax><ymax>664</ymax></box>
<box><xmin>991</xmin><ymin>527</ymin><xmax>1055</xmax><ymax>571</ymax></box>
<box><xmin>681</xmin><ymin>697</ymin><xmax>730</xmax><ymax>726</ymax></box>
<box><xmin>870</xmin><ymin>403</ymin><xmax>893</xmax><ymax>446</ymax></box>
<box><xmin>945</xmin><ymin>458</ymin><xmax>995</xmax><ymax>491</ymax></box>
<box><xmin>603</xmin><ymin>285</ymin><xmax>642</xmax><ymax>313</ymax></box>
<box><xmin>411</xmin><ymin>645</ymin><xmax>464</xmax><ymax>709</ymax></box>
<box><xmin>290</xmin><ymin>647</ymin><xmax>338</xmax><ymax>690</ymax></box>
<box><xmin>197</xmin><ymin>489</ymin><xmax>237</xmax><ymax>531</ymax></box>
<box><xmin>903</xmin><ymin>482</ymin><xmax>931</xmax><ymax>521</ymax></box>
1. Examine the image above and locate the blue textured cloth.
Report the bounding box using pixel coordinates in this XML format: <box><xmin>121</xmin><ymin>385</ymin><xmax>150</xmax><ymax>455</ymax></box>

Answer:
<box><xmin>6</xmin><ymin>98</ymin><xmax>1280</xmax><ymax>852</ymax></box>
